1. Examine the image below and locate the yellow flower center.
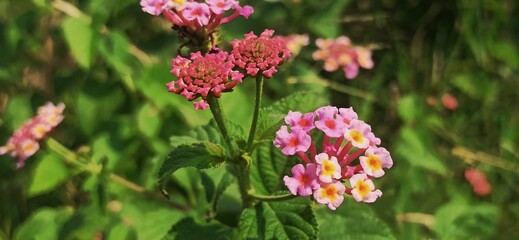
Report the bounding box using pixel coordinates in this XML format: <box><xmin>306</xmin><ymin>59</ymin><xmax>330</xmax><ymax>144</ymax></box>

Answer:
<box><xmin>355</xmin><ymin>180</ymin><xmax>370</xmax><ymax>197</ymax></box>
<box><xmin>350</xmin><ymin>130</ymin><xmax>363</xmax><ymax>143</ymax></box>
<box><xmin>367</xmin><ymin>155</ymin><xmax>381</xmax><ymax>170</ymax></box>
<box><xmin>322</xmin><ymin>160</ymin><xmax>336</xmax><ymax>176</ymax></box>
<box><xmin>321</xmin><ymin>184</ymin><xmax>337</xmax><ymax>201</ymax></box>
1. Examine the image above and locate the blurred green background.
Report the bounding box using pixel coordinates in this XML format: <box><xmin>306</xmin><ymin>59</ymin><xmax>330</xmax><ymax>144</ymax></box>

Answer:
<box><xmin>1</xmin><ymin>0</ymin><xmax>518</xmax><ymax>239</ymax></box>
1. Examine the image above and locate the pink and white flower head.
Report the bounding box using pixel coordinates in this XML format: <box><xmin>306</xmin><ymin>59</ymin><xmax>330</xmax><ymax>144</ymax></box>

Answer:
<box><xmin>140</xmin><ymin>0</ymin><xmax>172</xmax><ymax>16</ymax></box>
<box><xmin>284</xmin><ymin>111</ymin><xmax>315</xmax><ymax>132</ymax></box>
<box><xmin>315</xmin><ymin>153</ymin><xmax>341</xmax><ymax>183</ymax></box>
<box><xmin>349</xmin><ymin>174</ymin><xmax>382</xmax><ymax>203</ymax></box>
<box><xmin>231</xmin><ymin>29</ymin><xmax>291</xmax><ymax>78</ymax></box>
<box><xmin>344</xmin><ymin>119</ymin><xmax>371</xmax><ymax>149</ymax></box>
<box><xmin>313</xmin><ymin>181</ymin><xmax>346</xmax><ymax>210</ymax></box>
<box><xmin>273</xmin><ymin>126</ymin><xmax>311</xmax><ymax>156</ymax></box>
<box><xmin>312</xmin><ymin>36</ymin><xmax>374</xmax><ymax>79</ymax></box>
<box><xmin>273</xmin><ymin>105</ymin><xmax>391</xmax><ymax>208</ymax></box>
<box><xmin>359</xmin><ymin>147</ymin><xmax>393</xmax><ymax>178</ymax></box>
<box><xmin>166</xmin><ymin>51</ymin><xmax>244</xmax><ymax>110</ymax></box>
<box><xmin>283</xmin><ymin>163</ymin><xmax>319</xmax><ymax>196</ymax></box>
<box><xmin>0</xmin><ymin>102</ymin><xmax>65</xmax><ymax>168</ymax></box>
<box><xmin>143</xmin><ymin>0</ymin><xmax>253</xmax><ymax>37</ymax></box>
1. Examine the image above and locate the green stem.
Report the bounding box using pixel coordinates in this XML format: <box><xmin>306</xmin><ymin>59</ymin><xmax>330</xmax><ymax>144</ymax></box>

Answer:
<box><xmin>45</xmin><ymin>138</ymin><xmax>190</xmax><ymax>210</ymax></box>
<box><xmin>246</xmin><ymin>75</ymin><xmax>264</xmax><ymax>153</ymax></box>
<box><xmin>249</xmin><ymin>193</ymin><xmax>296</xmax><ymax>202</ymax></box>
<box><xmin>207</xmin><ymin>94</ymin><xmax>237</xmax><ymax>157</ymax></box>
<box><xmin>234</xmin><ymin>154</ymin><xmax>254</xmax><ymax>208</ymax></box>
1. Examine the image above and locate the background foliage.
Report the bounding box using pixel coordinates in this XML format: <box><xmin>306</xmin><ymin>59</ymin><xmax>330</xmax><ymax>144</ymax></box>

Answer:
<box><xmin>1</xmin><ymin>0</ymin><xmax>518</xmax><ymax>239</ymax></box>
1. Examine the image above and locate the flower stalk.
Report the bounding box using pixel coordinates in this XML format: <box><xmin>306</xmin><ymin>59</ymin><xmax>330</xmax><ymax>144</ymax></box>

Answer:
<box><xmin>246</xmin><ymin>75</ymin><xmax>264</xmax><ymax>153</ymax></box>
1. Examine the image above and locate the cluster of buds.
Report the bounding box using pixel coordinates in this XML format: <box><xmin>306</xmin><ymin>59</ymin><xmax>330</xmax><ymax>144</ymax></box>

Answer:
<box><xmin>140</xmin><ymin>0</ymin><xmax>253</xmax><ymax>42</ymax></box>
<box><xmin>0</xmin><ymin>102</ymin><xmax>65</xmax><ymax>168</ymax></box>
<box><xmin>274</xmin><ymin>106</ymin><xmax>393</xmax><ymax>210</ymax></box>
<box><xmin>312</xmin><ymin>36</ymin><xmax>374</xmax><ymax>79</ymax></box>
<box><xmin>166</xmin><ymin>51</ymin><xmax>244</xmax><ymax>110</ymax></box>
<box><xmin>230</xmin><ymin>29</ymin><xmax>292</xmax><ymax>78</ymax></box>
<box><xmin>167</xmin><ymin>29</ymin><xmax>291</xmax><ymax>110</ymax></box>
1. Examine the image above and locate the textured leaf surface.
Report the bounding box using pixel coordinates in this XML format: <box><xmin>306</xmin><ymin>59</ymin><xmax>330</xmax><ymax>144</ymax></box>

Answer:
<box><xmin>257</xmin><ymin>91</ymin><xmax>328</xmax><ymax>142</ymax></box>
<box><xmin>169</xmin><ymin>217</ymin><xmax>238</xmax><ymax>240</ymax></box>
<box><xmin>239</xmin><ymin>198</ymin><xmax>317</xmax><ymax>240</ymax></box>
<box><xmin>158</xmin><ymin>142</ymin><xmax>226</xmax><ymax>194</ymax></box>
<box><xmin>250</xmin><ymin>142</ymin><xmax>292</xmax><ymax>194</ymax></box>
<box><xmin>315</xmin><ymin>200</ymin><xmax>395</xmax><ymax>240</ymax></box>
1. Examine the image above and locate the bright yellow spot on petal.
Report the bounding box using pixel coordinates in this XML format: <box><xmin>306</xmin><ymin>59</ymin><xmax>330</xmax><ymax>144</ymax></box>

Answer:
<box><xmin>350</xmin><ymin>130</ymin><xmax>363</xmax><ymax>143</ymax></box>
<box><xmin>367</xmin><ymin>155</ymin><xmax>381</xmax><ymax>170</ymax></box>
<box><xmin>355</xmin><ymin>180</ymin><xmax>370</xmax><ymax>197</ymax></box>
<box><xmin>322</xmin><ymin>160</ymin><xmax>336</xmax><ymax>176</ymax></box>
<box><xmin>321</xmin><ymin>184</ymin><xmax>337</xmax><ymax>202</ymax></box>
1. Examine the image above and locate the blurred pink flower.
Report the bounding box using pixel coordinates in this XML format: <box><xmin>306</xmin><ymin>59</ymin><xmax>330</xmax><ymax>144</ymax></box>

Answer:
<box><xmin>231</xmin><ymin>29</ymin><xmax>291</xmax><ymax>78</ymax></box>
<box><xmin>0</xmin><ymin>102</ymin><xmax>65</xmax><ymax>168</ymax></box>
<box><xmin>465</xmin><ymin>168</ymin><xmax>492</xmax><ymax>196</ymax></box>
<box><xmin>442</xmin><ymin>93</ymin><xmax>459</xmax><ymax>111</ymax></box>
<box><xmin>166</xmin><ymin>51</ymin><xmax>244</xmax><ymax>110</ymax></box>
<box><xmin>313</xmin><ymin>36</ymin><xmax>374</xmax><ymax>79</ymax></box>
<box><xmin>279</xmin><ymin>34</ymin><xmax>309</xmax><ymax>56</ymax></box>
<box><xmin>140</xmin><ymin>0</ymin><xmax>171</xmax><ymax>16</ymax></box>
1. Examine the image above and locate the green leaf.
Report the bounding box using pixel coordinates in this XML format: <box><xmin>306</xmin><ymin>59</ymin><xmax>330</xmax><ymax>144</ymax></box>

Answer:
<box><xmin>250</xmin><ymin>142</ymin><xmax>291</xmax><ymax>195</ymax></box>
<box><xmin>434</xmin><ymin>198</ymin><xmax>499</xmax><ymax>239</ymax></box>
<box><xmin>136</xmin><ymin>103</ymin><xmax>162</xmax><ymax>138</ymax></box>
<box><xmin>257</xmin><ymin>91</ymin><xmax>328</xmax><ymax>142</ymax></box>
<box><xmin>395</xmin><ymin>127</ymin><xmax>447</xmax><ymax>175</ymax></box>
<box><xmin>315</xmin><ymin>200</ymin><xmax>395</xmax><ymax>240</ymax></box>
<box><xmin>28</xmin><ymin>152</ymin><xmax>69</xmax><ymax>197</ymax></box>
<box><xmin>212</xmin><ymin>171</ymin><xmax>235</xmax><ymax>210</ymax></box>
<box><xmin>308</xmin><ymin>1</ymin><xmax>351</xmax><ymax>37</ymax></box>
<box><xmin>3</xmin><ymin>94</ymin><xmax>32</xmax><ymax>130</ymax></box>
<box><xmin>62</xmin><ymin>16</ymin><xmax>94</xmax><ymax>68</ymax></box>
<box><xmin>15</xmin><ymin>208</ymin><xmax>73</xmax><ymax>240</ymax></box>
<box><xmin>169</xmin><ymin>217</ymin><xmax>238</xmax><ymax>240</ymax></box>
<box><xmin>397</xmin><ymin>95</ymin><xmax>423</xmax><ymax>123</ymax></box>
<box><xmin>239</xmin><ymin>198</ymin><xmax>318</xmax><ymax>240</ymax></box>
<box><xmin>158</xmin><ymin>142</ymin><xmax>226</xmax><ymax>195</ymax></box>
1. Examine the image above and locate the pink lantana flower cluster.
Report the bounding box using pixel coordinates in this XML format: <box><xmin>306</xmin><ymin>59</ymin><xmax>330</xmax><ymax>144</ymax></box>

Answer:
<box><xmin>231</xmin><ymin>29</ymin><xmax>292</xmax><ymax>78</ymax></box>
<box><xmin>0</xmin><ymin>102</ymin><xmax>65</xmax><ymax>168</ymax></box>
<box><xmin>312</xmin><ymin>36</ymin><xmax>374</xmax><ymax>79</ymax></box>
<box><xmin>140</xmin><ymin>0</ymin><xmax>253</xmax><ymax>34</ymax></box>
<box><xmin>166</xmin><ymin>51</ymin><xmax>244</xmax><ymax>110</ymax></box>
<box><xmin>166</xmin><ymin>29</ymin><xmax>291</xmax><ymax>110</ymax></box>
<box><xmin>274</xmin><ymin>106</ymin><xmax>393</xmax><ymax>210</ymax></box>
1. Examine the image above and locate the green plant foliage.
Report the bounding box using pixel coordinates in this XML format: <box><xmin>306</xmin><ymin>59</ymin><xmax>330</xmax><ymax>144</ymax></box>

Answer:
<box><xmin>315</xmin><ymin>200</ymin><xmax>395</xmax><ymax>240</ymax></box>
<box><xmin>256</xmin><ymin>91</ymin><xmax>328</xmax><ymax>142</ymax></box>
<box><xmin>158</xmin><ymin>142</ymin><xmax>226</xmax><ymax>195</ymax></box>
<box><xmin>28</xmin><ymin>152</ymin><xmax>69</xmax><ymax>197</ymax></box>
<box><xmin>250</xmin><ymin>141</ymin><xmax>291</xmax><ymax>194</ymax></box>
<box><xmin>61</xmin><ymin>17</ymin><xmax>95</xmax><ymax>69</ymax></box>
<box><xmin>239</xmin><ymin>198</ymin><xmax>318</xmax><ymax>240</ymax></box>
<box><xmin>14</xmin><ymin>208</ymin><xmax>73</xmax><ymax>240</ymax></box>
<box><xmin>168</xmin><ymin>217</ymin><xmax>238</xmax><ymax>240</ymax></box>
